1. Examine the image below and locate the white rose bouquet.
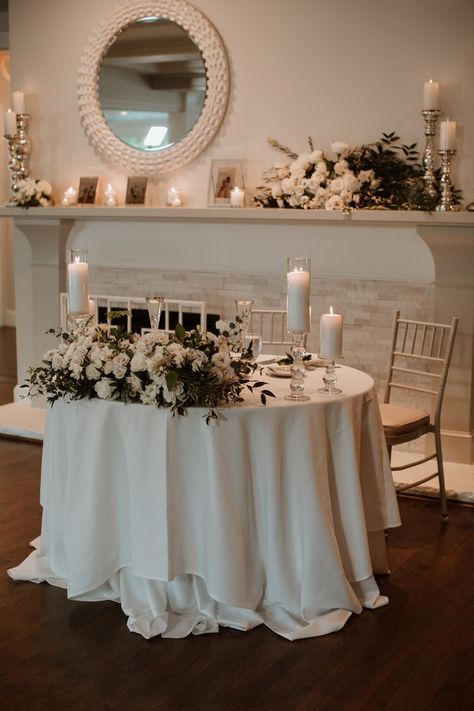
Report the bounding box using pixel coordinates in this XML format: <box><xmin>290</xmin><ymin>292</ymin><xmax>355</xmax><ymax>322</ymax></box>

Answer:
<box><xmin>24</xmin><ymin>318</ymin><xmax>274</xmax><ymax>423</ymax></box>
<box><xmin>254</xmin><ymin>133</ymin><xmax>456</xmax><ymax>211</ymax></box>
<box><xmin>12</xmin><ymin>177</ymin><xmax>53</xmax><ymax>208</ymax></box>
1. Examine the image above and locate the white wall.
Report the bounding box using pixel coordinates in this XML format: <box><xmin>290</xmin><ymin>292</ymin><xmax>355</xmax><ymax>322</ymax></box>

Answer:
<box><xmin>8</xmin><ymin>0</ymin><xmax>474</xmax><ymax>209</ymax></box>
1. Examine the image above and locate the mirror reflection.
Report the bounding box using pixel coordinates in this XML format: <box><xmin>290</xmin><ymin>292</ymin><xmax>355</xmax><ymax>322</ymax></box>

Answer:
<box><xmin>98</xmin><ymin>16</ymin><xmax>206</xmax><ymax>152</ymax></box>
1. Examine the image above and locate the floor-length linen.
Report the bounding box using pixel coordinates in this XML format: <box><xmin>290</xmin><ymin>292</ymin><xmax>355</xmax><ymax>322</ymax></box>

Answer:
<box><xmin>9</xmin><ymin>366</ymin><xmax>401</xmax><ymax>640</ymax></box>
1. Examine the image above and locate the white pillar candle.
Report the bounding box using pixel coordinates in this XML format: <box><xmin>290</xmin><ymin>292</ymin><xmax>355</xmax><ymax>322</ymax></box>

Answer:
<box><xmin>4</xmin><ymin>109</ymin><xmax>17</xmax><ymax>135</ymax></box>
<box><xmin>12</xmin><ymin>91</ymin><xmax>25</xmax><ymax>114</ymax></box>
<box><xmin>230</xmin><ymin>187</ymin><xmax>245</xmax><ymax>207</ymax></box>
<box><xmin>319</xmin><ymin>306</ymin><xmax>343</xmax><ymax>358</ymax></box>
<box><xmin>67</xmin><ymin>260</ymin><xmax>89</xmax><ymax>315</ymax></box>
<box><xmin>439</xmin><ymin>119</ymin><xmax>456</xmax><ymax>150</ymax></box>
<box><xmin>167</xmin><ymin>187</ymin><xmax>182</xmax><ymax>207</ymax></box>
<box><xmin>287</xmin><ymin>268</ymin><xmax>311</xmax><ymax>332</ymax></box>
<box><xmin>423</xmin><ymin>80</ymin><xmax>439</xmax><ymax>110</ymax></box>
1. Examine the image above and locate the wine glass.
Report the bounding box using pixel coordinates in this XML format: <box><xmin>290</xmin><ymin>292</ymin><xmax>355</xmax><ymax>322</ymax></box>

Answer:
<box><xmin>146</xmin><ymin>296</ymin><xmax>164</xmax><ymax>331</ymax></box>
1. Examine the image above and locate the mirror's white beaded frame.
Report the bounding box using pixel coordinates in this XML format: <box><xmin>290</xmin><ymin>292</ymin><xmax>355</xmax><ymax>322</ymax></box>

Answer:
<box><xmin>77</xmin><ymin>0</ymin><xmax>230</xmax><ymax>175</ymax></box>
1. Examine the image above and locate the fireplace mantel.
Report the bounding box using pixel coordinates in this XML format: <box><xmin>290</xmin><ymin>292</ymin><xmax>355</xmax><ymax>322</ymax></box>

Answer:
<box><xmin>1</xmin><ymin>205</ymin><xmax>474</xmax><ymax>227</ymax></box>
<box><xmin>1</xmin><ymin>206</ymin><xmax>473</xmax><ymax>463</ymax></box>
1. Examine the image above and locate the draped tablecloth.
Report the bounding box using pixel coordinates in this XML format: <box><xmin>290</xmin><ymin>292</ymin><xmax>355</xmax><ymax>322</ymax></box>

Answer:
<box><xmin>9</xmin><ymin>365</ymin><xmax>400</xmax><ymax>640</ymax></box>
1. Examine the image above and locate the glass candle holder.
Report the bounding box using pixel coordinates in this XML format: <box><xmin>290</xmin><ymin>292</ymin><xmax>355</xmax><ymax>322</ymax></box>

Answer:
<box><xmin>318</xmin><ymin>359</ymin><xmax>342</xmax><ymax>395</ymax></box>
<box><xmin>146</xmin><ymin>296</ymin><xmax>165</xmax><ymax>330</ymax></box>
<box><xmin>285</xmin><ymin>332</ymin><xmax>310</xmax><ymax>401</ymax></box>
<box><xmin>67</xmin><ymin>249</ymin><xmax>89</xmax><ymax>317</ymax></box>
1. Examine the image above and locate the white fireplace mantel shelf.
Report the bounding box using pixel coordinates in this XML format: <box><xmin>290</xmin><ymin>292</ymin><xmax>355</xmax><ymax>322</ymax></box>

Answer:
<box><xmin>1</xmin><ymin>205</ymin><xmax>474</xmax><ymax>227</ymax></box>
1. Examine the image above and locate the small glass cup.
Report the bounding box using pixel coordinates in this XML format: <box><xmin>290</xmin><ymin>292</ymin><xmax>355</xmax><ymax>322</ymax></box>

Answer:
<box><xmin>243</xmin><ymin>333</ymin><xmax>262</xmax><ymax>361</ymax></box>
<box><xmin>146</xmin><ymin>296</ymin><xmax>164</xmax><ymax>331</ymax></box>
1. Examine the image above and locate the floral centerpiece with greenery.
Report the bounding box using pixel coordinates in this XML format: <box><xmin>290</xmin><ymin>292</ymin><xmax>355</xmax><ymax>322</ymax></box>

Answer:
<box><xmin>11</xmin><ymin>177</ymin><xmax>53</xmax><ymax>208</ymax></box>
<box><xmin>24</xmin><ymin>318</ymin><xmax>274</xmax><ymax>423</ymax></box>
<box><xmin>254</xmin><ymin>133</ymin><xmax>461</xmax><ymax>212</ymax></box>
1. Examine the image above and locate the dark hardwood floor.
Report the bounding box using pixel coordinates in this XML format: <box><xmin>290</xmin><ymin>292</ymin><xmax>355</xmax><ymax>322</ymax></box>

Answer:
<box><xmin>0</xmin><ymin>326</ymin><xmax>16</xmax><ymax>405</ymax></box>
<box><xmin>0</xmin><ymin>327</ymin><xmax>473</xmax><ymax>710</ymax></box>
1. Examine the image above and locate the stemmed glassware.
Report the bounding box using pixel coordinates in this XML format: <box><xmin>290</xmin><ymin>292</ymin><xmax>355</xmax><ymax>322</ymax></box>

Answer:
<box><xmin>234</xmin><ymin>299</ymin><xmax>254</xmax><ymax>351</ymax></box>
<box><xmin>146</xmin><ymin>296</ymin><xmax>164</xmax><ymax>331</ymax></box>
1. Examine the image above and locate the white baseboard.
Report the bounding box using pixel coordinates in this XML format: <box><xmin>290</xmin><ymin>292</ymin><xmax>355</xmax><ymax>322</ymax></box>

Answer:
<box><xmin>5</xmin><ymin>309</ymin><xmax>15</xmax><ymax>327</ymax></box>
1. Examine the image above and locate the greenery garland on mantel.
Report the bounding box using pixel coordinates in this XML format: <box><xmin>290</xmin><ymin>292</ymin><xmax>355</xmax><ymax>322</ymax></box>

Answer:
<box><xmin>254</xmin><ymin>133</ymin><xmax>462</xmax><ymax>212</ymax></box>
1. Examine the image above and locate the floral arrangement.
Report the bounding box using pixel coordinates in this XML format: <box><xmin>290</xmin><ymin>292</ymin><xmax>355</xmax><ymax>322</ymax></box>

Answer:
<box><xmin>254</xmin><ymin>133</ymin><xmax>460</xmax><ymax>211</ymax></box>
<box><xmin>24</xmin><ymin>319</ymin><xmax>274</xmax><ymax>423</ymax></box>
<box><xmin>12</xmin><ymin>177</ymin><xmax>53</xmax><ymax>208</ymax></box>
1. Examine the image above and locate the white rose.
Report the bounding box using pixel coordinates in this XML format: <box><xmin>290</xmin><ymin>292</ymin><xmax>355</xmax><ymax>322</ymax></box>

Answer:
<box><xmin>325</xmin><ymin>195</ymin><xmax>344</xmax><ymax>210</ymax></box>
<box><xmin>334</xmin><ymin>159</ymin><xmax>349</xmax><ymax>176</ymax></box>
<box><xmin>329</xmin><ymin>177</ymin><xmax>344</xmax><ymax>194</ymax></box>
<box><xmin>130</xmin><ymin>351</ymin><xmax>147</xmax><ymax>371</ymax></box>
<box><xmin>358</xmin><ymin>169</ymin><xmax>374</xmax><ymax>184</ymax></box>
<box><xmin>281</xmin><ymin>178</ymin><xmax>295</xmax><ymax>194</ymax></box>
<box><xmin>309</xmin><ymin>150</ymin><xmax>323</xmax><ymax>163</ymax></box>
<box><xmin>36</xmin><ymin>179</ymin><xmax>52</xmax><ymax>196</ymax></box>
<box><xmin>94</xmin><ymin>378</ymin><xmax>114</xmax><ymax>399</ymax></box>
<box><xmin>85</xmin><ymin>363</ymin><xmax>101</xmax><ymax>380</ymax></box>
<box><xmin>271</xmin><ymin>183</ymin><xmax>283</xmax><ymax>198</ymax></box>
<box><xmin>331</xmin><ymin>142</ymin><xmax>350</xmax><ymax>156</ymax></box>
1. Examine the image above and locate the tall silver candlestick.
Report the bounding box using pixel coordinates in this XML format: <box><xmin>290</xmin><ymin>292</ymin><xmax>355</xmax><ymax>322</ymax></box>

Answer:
<box><xmin>3</xmin><ymin>113</ymin><xmax>31</xmax><ymax>204</ymax></box>
<box><xmin>421</xmin><ymin>109</ymin><xmax>441</xmax><ymax>199</ymax></box>
<box><xmin>436</xmin><ymin>149</ymin><xmax>459</xmax><ymax>211</ymax></box>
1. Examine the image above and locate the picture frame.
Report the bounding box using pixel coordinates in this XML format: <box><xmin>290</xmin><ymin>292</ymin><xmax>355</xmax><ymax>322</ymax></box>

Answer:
<box><xmin>125</xmin><ymin>176</ymin><xmax>148</xmax><ymax>205</ymax></box>
<box><xmin>207</xmin><ymin>159</ymin><xmax>245</xmax><ymax>207</ymax></box>
<box><xmin>77</xmin><ymin>176</ymin><xmax>99</xmax><ymax>204</ymax></box>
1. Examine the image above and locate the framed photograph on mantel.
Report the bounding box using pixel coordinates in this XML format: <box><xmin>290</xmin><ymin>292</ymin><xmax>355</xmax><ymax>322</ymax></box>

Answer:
<box><xmin>125</xmin><ymin>176</ymin><xmax>148</xmax><ymax>205</ymax></box>
<box><xmin>77</xmin><ymin>176</ymin><xmax>99</xmax><ymax>204</ymax></box>
<box><xmin>208</xmin><ymin>159</ymin><xmax>245</xmax><ymax>207</ymax></box>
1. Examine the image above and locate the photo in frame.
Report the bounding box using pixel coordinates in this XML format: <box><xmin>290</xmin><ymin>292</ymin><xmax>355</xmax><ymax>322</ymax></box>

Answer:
<box><xmin>208</xmin><ymin>159</ymin><xmax>245</xmax><ymax>207</ymax></box>
<box><xmin>125</xmin><ymin>176</ymin><xmax>148</xmax><ymax>205</ymax></box>
<box><xmin>77</xmin><ymin>177</ymin><xmax>99</xmax><ymax>204</ymax></box>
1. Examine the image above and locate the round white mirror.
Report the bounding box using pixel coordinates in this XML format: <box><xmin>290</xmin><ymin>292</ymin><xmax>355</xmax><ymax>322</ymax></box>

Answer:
<box><xmin>78</xmin><ymin>0</ymin><xmax>229</xmax><ymax>175</ymax></box>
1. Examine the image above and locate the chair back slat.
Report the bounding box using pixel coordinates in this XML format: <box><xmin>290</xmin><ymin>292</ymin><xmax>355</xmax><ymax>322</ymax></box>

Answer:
<box><xmin>250</xmin><ymin>309</ymin><xmax>292</xmax><ymax>346</ymax></box>
<box><xmin>384</xmin><ymin>311</ymin><xmax>458</xmax><ymax>421</ymax></box>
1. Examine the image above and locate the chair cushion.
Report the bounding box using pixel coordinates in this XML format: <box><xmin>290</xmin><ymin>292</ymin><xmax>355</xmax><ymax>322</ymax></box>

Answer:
<box><xmin>380</xmin><ymin>403</ymin><xmax>430</xmax><ymax>435</ymax></box>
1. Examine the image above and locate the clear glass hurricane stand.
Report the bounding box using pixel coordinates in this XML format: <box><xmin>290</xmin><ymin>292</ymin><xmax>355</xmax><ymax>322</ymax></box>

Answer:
<box><xmin>318</xmin><ymin>359</ymin><xmax>342</xmax><ymax>394</ymax></box>
<box><xmin>67</xmin><ymin>313</ymin><xmax>90</xmax><ymax>334</ymax></box>
<box><xmin>285</xmin><ymin>332</ymin><xmax>310</xmax><ymax>401</ymax></box>
<box><xmin>146</xmin><ymin>296</ymin><xmax>165</xmax><ymax>331</ymax></box>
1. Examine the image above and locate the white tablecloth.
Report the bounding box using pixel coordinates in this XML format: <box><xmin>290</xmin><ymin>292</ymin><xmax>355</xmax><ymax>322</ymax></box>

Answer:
<box><xmin>9</xmin><ymin>365</ymin><xmax>401</xmax><ymax>640</ymax></box>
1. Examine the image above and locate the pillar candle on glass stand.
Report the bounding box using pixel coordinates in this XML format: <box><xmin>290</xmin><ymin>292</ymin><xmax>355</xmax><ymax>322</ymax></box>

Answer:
<box><xmin>319</xmin><ymin>306</ymin><xmax>343</xmax><ymax>394</ymax></box>
<box><xmin>287</xmin><ymin>259</ymin><xmax>311</xmax><ymax>333</ymax></box>
<box><xmin>319</xmin><ymin>306</ymin><xmax>343</xmax><ymax>358</ymax></box>
<box><xmin>286</xmin><ymin>257</ymin><xmax>311</xmax><ymax>401</ymax></box>
<box><xmin>67</xmin><ymin>249</ymin><xmax>89</xmax><ymax>316</ymax></box>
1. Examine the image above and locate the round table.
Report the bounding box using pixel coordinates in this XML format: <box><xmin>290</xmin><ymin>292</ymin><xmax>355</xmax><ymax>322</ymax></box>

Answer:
<box><xmin>9</xmin><ymin>365</ymin><xmax>400</xmax><ymax>640</ymax></box>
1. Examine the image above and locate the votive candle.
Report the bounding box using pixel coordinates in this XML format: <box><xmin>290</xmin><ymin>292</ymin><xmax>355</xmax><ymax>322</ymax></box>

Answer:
<box><xmin>105</xmin><ymin>183</ymin><xmax>117</xmax><ymax>207</ymax></box>
<box><xmin>167</xmin><ymin>187</ymin><xmax>182</xmax><ymax>207</ymax></box>
<box><xmin>423</xmin><ymin>80</ymin><xmax>439</xmax><ymax>110</ymax></box>
<box><xmin>439</xmin><ymin>119</ymin><xmax>456</xmax><ymax>150</ymax></box>
<box><xmin>319</xmin><ymin>306</ymin><xmax>343</xmax><ymax>358</ymax></box>
<box><xmin>230</xmin><ymin>187</ymin><xmax>245</xmax><ymax>207</ymax></box>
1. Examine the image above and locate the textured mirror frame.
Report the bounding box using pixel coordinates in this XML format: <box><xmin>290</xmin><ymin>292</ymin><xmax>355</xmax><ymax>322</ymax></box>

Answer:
<box><xmin>77</xmin><ymin>0</ymin><xmax>230</xmax><ymax>175</ymax></box>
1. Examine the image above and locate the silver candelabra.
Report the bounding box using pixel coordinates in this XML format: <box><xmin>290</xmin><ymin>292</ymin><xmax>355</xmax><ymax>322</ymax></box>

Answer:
<box><xmin>4</xmin><ymin>113</ymin><xmax>31</xmax><ymax>204</ymax></box>
<box><xmin>421</xmin><ymin>109</ymin><xmax>441</xmax><ymax>199</ymax></box>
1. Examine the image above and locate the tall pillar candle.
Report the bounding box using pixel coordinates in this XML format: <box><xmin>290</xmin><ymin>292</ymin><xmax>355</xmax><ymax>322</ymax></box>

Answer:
<box><xmin>287</xmin><ymin>257</ymin><xmax>311</xmax><ymax>333</ymax></box>
<box><xmin>67</xmin><ymin>250</ymin><xmax>89</xmax><ymax>315</ymax></box>
<box><xmin>12</xmin><ymin>91</ymin><xmax>25</xmax><ymax>114</ymax></box>
<box><xmin>320</xmin><ymin>306</ymin><xmax>343</xmax><ymax>358</ymax></box>
<box><xmin>440</xmin><ymin>119</ymin><xmax>456</xmax><ymax>150</ymax></box>
<box><xmin>423</xmin><ymin>80</ymin><xmax>439</xmax><ymax>110</ymax></box>
<box><xmin>4</xmin><ymin>109</ymin><xmax>16</xmax><ymax>135</ymax></box>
